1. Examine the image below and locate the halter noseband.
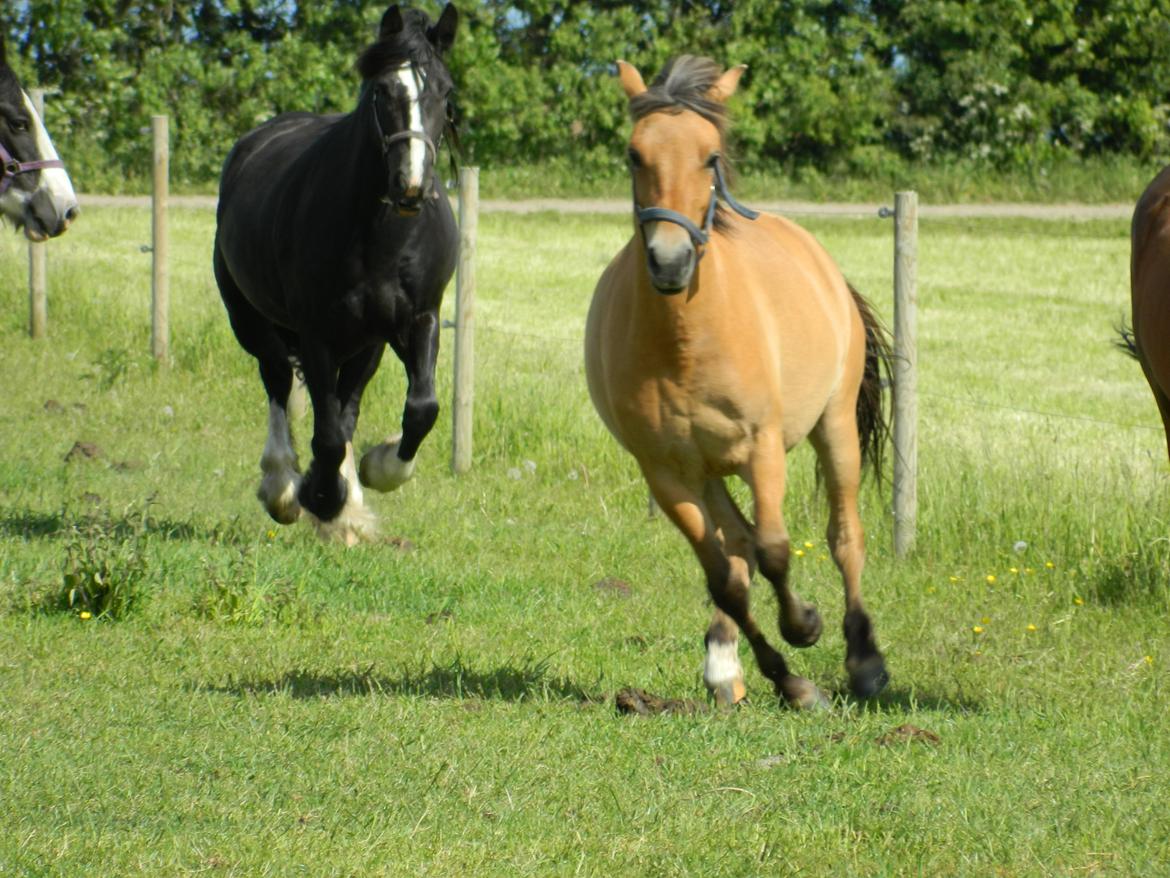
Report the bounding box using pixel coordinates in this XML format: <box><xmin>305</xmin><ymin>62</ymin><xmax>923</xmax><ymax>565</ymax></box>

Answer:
<box><xmin>632</xmin><ymin>161</ymin><xmax>760</xmax><ymax>254</ymax></box>
<box><xmin>0</xmin><ymin>141</ymin><xmax>64</xmax><ymax>197</ymax></box>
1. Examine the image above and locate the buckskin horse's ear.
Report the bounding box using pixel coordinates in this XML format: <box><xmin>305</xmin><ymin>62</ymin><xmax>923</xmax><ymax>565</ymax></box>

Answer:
<box><xmin>427</xmin><ymin>4</ymin><xmax>458</xmax><ymax>52</ymax></box>
<box><xmin>709</xmin><ymin>64</ymin><xmax>747</xmax><ymax>103</ymax></box>
<box><xmin>617</xmin><ymin>61</ymin><xmax>646</xmax><ymax>99</ymax></box>
<box><xmin>380</xmin><ymin>5</ymin><xmax>405</xmax><ymax>39</ymax></box>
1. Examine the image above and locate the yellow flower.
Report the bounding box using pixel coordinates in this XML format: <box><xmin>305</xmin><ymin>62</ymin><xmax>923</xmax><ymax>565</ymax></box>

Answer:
<box><xmin>1045</xmin><ymin>561</ymin><xmax>1055</xmax><ymax>569</ymax></box>
<box><xmin>266</xmin><ymin>529</ymin><xmax>277</xmax><ymax>540</ymax></box>
<box><xmin>949</xmin><ymin>576</ymin><xmax>960</xmax><ymax>583</ymax></box>
<box><xmin>1026</xmin><ymin>623</ymin><xmax>1038</xmax><ymax>632</ymax></box>
<box><xmin>981</xmin><ymin>616</ymin><xmax>991</xmax><ymax>625</ymax></box>
<box><xmin>818</xmin><ymin>554</ymin><xmax>829</xmax><ymax>561</ymax></box>
<box><xmin>803</xmin><ymin>541</ymin><xmax>814</xmax><ymax>549</ymax></box>
<box><xmin>1009</xmin><ymin>567</ymin><xmax>1019</xmax><ymax>574</ymax></box>
<box><xmin>1073</xmin><ymin>597</ymin><xmax>1084</xmax><ymax>606</ymax></box>
<box><xmin>793</xmin><ymin>549</ymin><xmax>805</xmax><ymax>558</ymax></box>
<box><xmin>986</xmin><ymin>575</ymin><xmax>997</xmax><ymax>585</ymax></box>
<box><xmin>926</xmin><ymin>586</ymin><xmax>937</xmax><ymax>594</ymax></box>
<box><xmin>1025</xmin><ymin>567</ymin><xmax>1035</xmax><ymax>574</ymax></box>
<box><xmin>972</xmin><ymin>626</ymin><xmax>984</xmax><ymax>635</ymax></box>
<box><xmin>79</xmin><ymin>611</ymin><xmax>92</xmax><ymax>620</ymax></box>
<box><xmin>1145</xmin><ymin>655</ymin><xmax>1154</xmax><ymax>667</ymax></box>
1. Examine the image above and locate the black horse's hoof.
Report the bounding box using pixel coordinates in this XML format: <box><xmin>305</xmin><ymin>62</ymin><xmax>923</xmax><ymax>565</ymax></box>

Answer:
<box><xmin>847</xmin><ymin>655</ymin><xmax>889</xmax><ymax>700</ymax></box>
<box><xmin>298</xmin><ymin>465</ymin><xmax>348</xmax><ymax>522</ymax></box>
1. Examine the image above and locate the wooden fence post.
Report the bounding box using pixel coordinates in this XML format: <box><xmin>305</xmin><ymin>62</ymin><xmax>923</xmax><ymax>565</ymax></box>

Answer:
<box><xmin>151</xmin><ymin>115</ymin><xmax>169</xmax><ymax>361</ymax></box>
<box><xmin>27</xmin><ymin>88</ymin><xmax>47</xmax><ymax>339</ymax></box>
<box><xmin>892</xmin><ymin>191</ymin><xmax>919</xmax><ymax>558</ymax></box>
<box><xmin>451</xmin><ymin>166</ymin><xmax>478</xmax><ymax>474</ymax></box>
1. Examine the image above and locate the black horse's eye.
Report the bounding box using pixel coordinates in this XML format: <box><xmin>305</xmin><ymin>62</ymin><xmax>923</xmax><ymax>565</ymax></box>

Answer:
<box><xmin>628</xmin><ymin>148</ymin><xmax>643</xmax><ymax>169</ymax></box>
<box><xmin>11</xmin><ymin>118</ymin><xmax>28</xmax><ymax>133</ymax></box>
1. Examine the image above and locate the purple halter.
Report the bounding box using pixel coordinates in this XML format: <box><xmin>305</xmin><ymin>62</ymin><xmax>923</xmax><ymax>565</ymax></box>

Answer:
<box><xmin>0</xmin><ymin>140</ymin><xmax>65</xmax><ymax>196</ymax></box>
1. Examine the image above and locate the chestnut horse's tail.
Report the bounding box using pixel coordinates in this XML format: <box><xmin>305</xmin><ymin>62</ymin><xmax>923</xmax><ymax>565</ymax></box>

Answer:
<box><xmin>848</xmin><ymin>282</ymin><xmax>892</xmax><ymax>478</ymax></box>
<box><xmin>1116</xmin><ymin>321</ymin><xmax>1140</xmax><ymax>360</ymax></box>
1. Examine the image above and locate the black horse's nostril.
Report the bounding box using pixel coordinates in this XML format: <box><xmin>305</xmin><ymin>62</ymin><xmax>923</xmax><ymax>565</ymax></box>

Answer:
<box><xmin>64</xmin><ymin>205</ymin><xmax>80</xmax><ymax>223</ymax></box>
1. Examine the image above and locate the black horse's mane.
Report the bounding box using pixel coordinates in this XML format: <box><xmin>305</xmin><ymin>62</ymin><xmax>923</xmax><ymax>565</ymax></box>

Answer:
<box><xmin>356</xmin><ymin>9</ymin><xmax>439</xmax><ymax>79</ymax></box>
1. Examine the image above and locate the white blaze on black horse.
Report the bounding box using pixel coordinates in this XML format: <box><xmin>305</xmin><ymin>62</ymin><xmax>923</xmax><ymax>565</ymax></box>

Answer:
<box><xmin>214</xmin><ymin>4</ymin><xmax>459</xmax><ymax>544</ymax></box>
<box><xmin>0</xmin><ymin>33</ymin><xmax>78</xmax><ymax>241</ymax></box>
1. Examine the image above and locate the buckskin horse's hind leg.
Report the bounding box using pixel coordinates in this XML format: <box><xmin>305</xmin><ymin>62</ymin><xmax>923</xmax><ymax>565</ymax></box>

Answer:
<box><xmin>360</xmin><ymin>312</ymin><xmax>440</xmax><ymax>492</ymax></box>
<box><xmin>810</xmin><ymin>407</ymin><xmax>888</xmax><ymax>699</ymax></box>
<box><xmin>645</xmin><ymin>467</ymin><xmax>826</xmax><ymax>711</ymax></box>
<box><xmin>215</xmin><ymin>249</ymin><xmax>302</xmax><ymax>525</ymax></box>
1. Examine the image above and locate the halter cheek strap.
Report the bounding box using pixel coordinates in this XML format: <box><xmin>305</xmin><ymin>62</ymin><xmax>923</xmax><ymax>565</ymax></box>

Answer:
<box><xmin>633</xmin><ymin>162</ymin><xmax>759</xmax><ymax>255</ymax></box>
<box><xmin>0</xmin><ymin>141</ymin><xmax>65</xmax><ymax>197</ymax></box>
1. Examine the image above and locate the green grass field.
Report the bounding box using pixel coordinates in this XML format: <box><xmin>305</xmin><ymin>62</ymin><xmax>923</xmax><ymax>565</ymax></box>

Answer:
<box><xmin>1</xmin><ymin>204</ymin><xmax>1168</xmax><ymax>876</ymax></box>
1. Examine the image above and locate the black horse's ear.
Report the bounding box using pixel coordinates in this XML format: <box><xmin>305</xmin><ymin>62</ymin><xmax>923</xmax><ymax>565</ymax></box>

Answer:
<box><xmin>379</xmin><ymin>5</ymin><xmax>405</xmax><ymax>39</ymax></box>
<box><xmin>0</xmin><ymin>31</ymin><xmax>7</xmax><ymax>67</ymax></box>
<box><xmin>427</xmin><ymin>4</ymin><xmax>458</xmax><ymax>52</ymax></box>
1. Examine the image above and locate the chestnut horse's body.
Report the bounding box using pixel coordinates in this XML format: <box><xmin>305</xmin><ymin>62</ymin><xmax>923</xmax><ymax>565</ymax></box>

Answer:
<box><xmin>1129</xmin><ymin>165</ymin><xmax>1170</xmax><ymax>459</ymax></box>
<box><xmin>585</xmin><ymin>57</ymin><xmax>889</xmax><ymax>708</ymax></box>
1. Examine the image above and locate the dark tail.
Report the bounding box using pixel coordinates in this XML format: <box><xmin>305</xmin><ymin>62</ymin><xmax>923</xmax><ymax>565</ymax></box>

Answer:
<box><xmin>848</xmin><ymin>283</ymin><xmax>892</xmax><ymax>478</ymax></box>
<box><xmin>1116</xmin><ymin>321</ymin><xmax>1140</xmax><ymax>360</ymax></box>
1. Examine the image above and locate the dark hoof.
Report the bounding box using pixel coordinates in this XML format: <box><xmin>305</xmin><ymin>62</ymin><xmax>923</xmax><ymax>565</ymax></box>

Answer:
<box><xmin>777</xmin><ymin>675</ymin><xmax>830</xmax><ymax>711</ymax></box>
<box><xmin>298</xmin><ymin>466</ymin><xmax>347</xmax><ymax>522</ymax></box>
<box><xmin>780</xmin><ymin>604</ymin><xmax>823</xmax><ymax>648</ymax></box>
<box><xmin>847</xmin><ymin>655</ymin><xmax>889</xmax><ymax>699</ymax></box>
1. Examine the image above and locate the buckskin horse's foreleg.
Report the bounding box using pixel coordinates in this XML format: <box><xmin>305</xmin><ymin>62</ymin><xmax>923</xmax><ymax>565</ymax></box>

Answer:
<box><xmin>746</xmin><ymin>428</ymin><xmax>824</xmax><ymax>650</ymax></box>
<box><xmin>644</xmin><ymin>466</ymin><xmax>825</xmax><ymax>710</ymax></box>
<box><xmin>360</xmin><ymin>312</ymin><xmax>440</xmax><ymax>492</ymax></box>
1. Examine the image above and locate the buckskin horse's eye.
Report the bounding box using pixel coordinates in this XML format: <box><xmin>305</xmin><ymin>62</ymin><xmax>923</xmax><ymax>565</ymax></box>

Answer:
<box><xmin>706</xmin><ymin>152</ymin><xmax>720</xmax><ymax>169</ymax></box>
<box><xmin>627</xmin><ymin>148</ymin><xmax>643</xmax><ymax>169</ymax></box>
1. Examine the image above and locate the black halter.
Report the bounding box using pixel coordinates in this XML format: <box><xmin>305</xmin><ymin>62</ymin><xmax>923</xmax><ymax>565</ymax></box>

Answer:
<box><xmin>0</xmin><ymin>140</ymin><xmax>64</xmax><ymax>197</ymax></box>
<box><xmin>632</xmin><ymin>161</ymin><xmax>760</xmax><ymax>255</ymax></box>
<box><xmin>370</xmin><ymin>78</ymin><xmax>438</xmax><ymax>164</ymax></box>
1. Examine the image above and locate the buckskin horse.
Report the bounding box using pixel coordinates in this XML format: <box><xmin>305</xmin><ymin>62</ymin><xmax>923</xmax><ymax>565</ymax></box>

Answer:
<box><xmin>213</xmin><ymin>4</ymin><xmax>459</xmax><ymax>543</ymax></box>
<box><xmin>0</xmin><ymin>32</ymin><xmax>78</xmax><ymax>240</ymax></box>
<box><xmin>585</xmin><ymin>56</ymin><xmax>891</xmax><ymax>709</ymax></box>
<box><xmin>1126</xmin><ymin>164</ymin><xmax>1170</xmax><ymax>461</ymax></box>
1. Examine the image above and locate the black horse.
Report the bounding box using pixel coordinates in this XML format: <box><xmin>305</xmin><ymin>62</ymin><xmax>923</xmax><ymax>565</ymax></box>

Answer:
<box><xmin>0</xmin><ymin>32</ymin><xmax>78</xmax><ymax>240</ymax></box>
<box><xmin>214</xmin><ymin>4</ymin><xmax>459</xmax><ymax>543</ymax></box>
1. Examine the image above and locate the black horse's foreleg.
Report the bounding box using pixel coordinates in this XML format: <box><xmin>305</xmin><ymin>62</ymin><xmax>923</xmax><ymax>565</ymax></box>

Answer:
<box><xmin>398</xmin><ymin>311</ymin><xmax>441</xmax><ymax>460</ymax></box>
<box><xmin>359</xmin><ymin>312</ymin><xmax>439</xmax><ymax>492</ymax></box>
<box><xmin>297</xmin><ymin>343</ymin><xmax>348</xmax><ymax>521</ymax></box>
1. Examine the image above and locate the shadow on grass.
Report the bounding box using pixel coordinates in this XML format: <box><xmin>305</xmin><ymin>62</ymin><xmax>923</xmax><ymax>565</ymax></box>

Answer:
<box><xmin>199</xmin><ymin>655</ymin><xmax>601</xmax><ymax>704</ymax></box>
<box><xmin>0</xmin><ymin>507</ymin><xmax>244</xmax><ymax>544</ymax></box>
<box><xmin>833</xmin><ymin>684</ymin><xmax>984</xmax><ymax>715</ymax></box>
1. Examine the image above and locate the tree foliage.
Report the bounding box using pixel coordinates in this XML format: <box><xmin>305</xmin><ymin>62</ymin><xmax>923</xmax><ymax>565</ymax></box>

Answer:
<box><xmin>6</xmin><ymin>1</ymin><xmax>1169</xmax><ymax>190</ymax></box>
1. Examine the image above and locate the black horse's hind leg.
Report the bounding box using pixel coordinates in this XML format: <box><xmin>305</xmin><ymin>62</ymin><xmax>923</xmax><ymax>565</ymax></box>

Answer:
<box><xmin>214</xmin><ymin>248</ymin><xmax>302</xmax><ymax>524</ymax></box>
<box><xmin>360</xmin><ymin>312</ymin><xmax>440</xmax><ymax>491</ymax></box>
